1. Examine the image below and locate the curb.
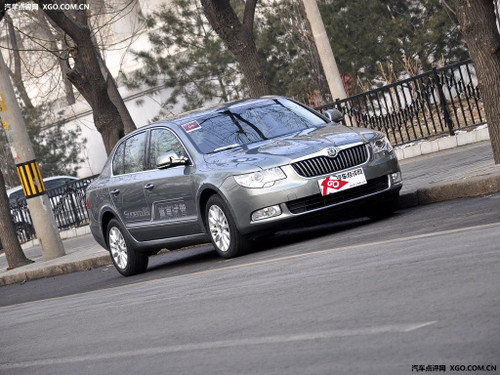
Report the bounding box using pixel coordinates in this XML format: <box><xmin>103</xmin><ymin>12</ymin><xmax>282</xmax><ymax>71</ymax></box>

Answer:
<box><xmin>399</xmin><ymin>171</ymin><xmax>500</xmax><ymax>209</ymax></box>
<box><xmin>395</xmin><ymin>127</ymin><xmax>490</xmax><ymax>160</ymax></box>
<box><xmin>0</xmin><ymin>254</ymin><xmax>111</xmax><ymax>287</ymax></box>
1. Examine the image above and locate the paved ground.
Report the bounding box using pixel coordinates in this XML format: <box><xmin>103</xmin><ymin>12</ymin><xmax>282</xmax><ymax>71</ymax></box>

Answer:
<box><xmin>1</xmin><ymin>140</ymin><xmax>499</xmax><ymax>286</ymax></box>
<box><xmin>1</xmin><ymin>196</ymin><xmax>499</xmax><ymax>374</ymax></box>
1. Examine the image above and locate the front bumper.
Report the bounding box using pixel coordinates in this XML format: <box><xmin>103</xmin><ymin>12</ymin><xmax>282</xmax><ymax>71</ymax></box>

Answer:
<box><xmin>220</xmin><ymin>152</ymin><xmax>402</xmax><ymax>235</ymax></box>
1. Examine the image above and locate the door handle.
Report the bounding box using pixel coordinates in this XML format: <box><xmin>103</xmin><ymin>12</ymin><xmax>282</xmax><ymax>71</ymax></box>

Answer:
<box><xmin>110</xmin><ymin>188</ymin><xmax>120</xmax><ymax>196</ymax></box>
<box><xmin>144</xmin><ymin>183</ymin><xmax>155</xmax><ymax>191</ymax></box>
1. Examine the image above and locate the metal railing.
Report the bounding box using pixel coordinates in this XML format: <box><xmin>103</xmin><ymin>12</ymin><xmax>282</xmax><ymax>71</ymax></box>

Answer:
<box><xmin>9</xmin><ymin>175</ymin><xmax>98</xmax><ymax>243</ymax></box>
<box><xmin>316</xmin><ymin>59</ymin><xmax>486</xmax><ymax>146</ymax></box>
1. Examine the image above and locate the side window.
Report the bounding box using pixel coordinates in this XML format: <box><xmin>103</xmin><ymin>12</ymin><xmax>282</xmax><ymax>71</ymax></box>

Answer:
<box><xmin>112</xmin><ymin>132</ymin><xmax>147</xmax><ymax>175</ymax></box>
<box><xmin>123</xmin><ymin>132</ymin><xmax>147</xmax><ymax>174</ymax></box>
<box><xmin>149</xmin><ymin>129</ymin><xmax>186</xmax><ymax>169</ymax></box>
<box><xmin>112</xmin><ymin>142</ymin><xmax>125</xmax><ymax>175</ymax></box>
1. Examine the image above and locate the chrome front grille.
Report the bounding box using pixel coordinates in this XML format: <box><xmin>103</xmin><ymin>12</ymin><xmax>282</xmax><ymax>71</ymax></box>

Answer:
<box><xmin>291</xmin><ymin>144</ymin><xmax>368</xmax><ymax>178</ymax></box>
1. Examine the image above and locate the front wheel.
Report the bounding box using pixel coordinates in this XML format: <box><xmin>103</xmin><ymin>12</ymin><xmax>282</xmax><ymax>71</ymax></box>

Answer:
<box><xmin>205</xmin><ymin>195</ymin><xmax>249</xmax><ymax>259</ymax></box>
<box><xmin>107</xmin><ymin>218</ymin><xmax>148</xmax><ymax>276</ymax></box>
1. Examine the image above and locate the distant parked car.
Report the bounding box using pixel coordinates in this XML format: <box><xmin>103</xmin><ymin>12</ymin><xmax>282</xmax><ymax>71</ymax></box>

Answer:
<box><xmin>8</xmin><ymin>176</ymin><xmax>81</xmax><ymax>240</ymax></box>
<box><xmin>7</xmin><ymin>176</ymin><xmax>79</xmax><ymax>202</ymax></box>
<box><xmin>86</xmin><ymin>96</ymin><xmax>403</xmax><ymax>276</ymax></box>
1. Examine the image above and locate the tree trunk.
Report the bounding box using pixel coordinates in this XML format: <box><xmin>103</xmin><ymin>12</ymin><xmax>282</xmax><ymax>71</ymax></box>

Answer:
<box><xmin>35</xmin><ymin>0</ymin><xmax>129</xmax><ymax>154</ymax></box>
<box><xmin>65</xmin><ymin>33</ymin><xmax>125</xmax><ymax>154</ymax></box>
<box><xmin>0</xmin><ymin>170</ymin><xmax>33</xmax><ymax>269</ymax></box>
<box><xmin>60</xmin><ymin>53</ymin><xmax>76</xmax><ymax>106</ymax></box>
<box><xmin>455</xmin><ymin>0</ymin><xmax>500</xmax><ymax>164</ymax></box>
<box><xmin>201</xmin><ymin>0</ymin><xmax>271</xmax><ymax>97</ymax></box>
<box><xmin>96</xmin><ymin>54</ymin><xmax>136</xmax><ymax>134</ymax></box>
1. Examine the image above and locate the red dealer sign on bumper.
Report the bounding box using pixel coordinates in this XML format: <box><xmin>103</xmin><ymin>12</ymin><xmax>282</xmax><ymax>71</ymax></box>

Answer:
<box><xmin>319</xmin><ymin>168</ymin><xmax>367</xmax><ymax>196</ymax></box>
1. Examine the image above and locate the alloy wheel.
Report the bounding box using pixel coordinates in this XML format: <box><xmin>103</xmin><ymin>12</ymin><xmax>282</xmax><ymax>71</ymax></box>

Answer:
<box><xmin>108</xmin><ymin>226</ymin><xmax>128</xmax><ymax>270</ymax></box>
<box><xmin>208</xmin><ymin>204</ymin><xmax>231</xmax><ymax>253</ymax></box>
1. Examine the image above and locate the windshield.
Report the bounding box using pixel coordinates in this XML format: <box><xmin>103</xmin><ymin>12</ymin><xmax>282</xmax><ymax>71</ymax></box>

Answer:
<box><xmin>180</xmin><ymin>98</ymin><xmax>327</xmax><ymax>154</ymax></box>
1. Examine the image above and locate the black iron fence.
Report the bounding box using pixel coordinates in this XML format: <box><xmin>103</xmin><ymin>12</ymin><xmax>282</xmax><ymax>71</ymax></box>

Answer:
<box><xmin>9</xmin><ymin>175</ymin><xmax>98</xmax><ymax>244</ymax></box>
<box><xmin>316</xmin><ymin>59</ymin><xmax>486</xmax><ymax>146</ymax></box>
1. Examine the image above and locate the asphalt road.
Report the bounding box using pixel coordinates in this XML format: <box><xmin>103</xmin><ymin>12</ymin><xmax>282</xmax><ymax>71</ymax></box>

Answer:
<box><xmin>0</xmin><ymin>194</ymin><xmax>499</xmax><ymax>374</ymax></box>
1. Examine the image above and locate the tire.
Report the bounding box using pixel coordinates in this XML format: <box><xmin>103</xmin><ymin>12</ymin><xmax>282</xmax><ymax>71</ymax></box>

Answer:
<box><xmin>205</xmin><ymin>195</ymin><xmax>249</xmax><ymax>259</ymax></box>
<box><xmin>107</xmin><ymin>218</ymin><xmax>148</xmax><ymax>276</ymax></box>
<box><xmin>365</xmin><ymin>193</ymin><xmax>399</xmax><ymax>220</ymax></box>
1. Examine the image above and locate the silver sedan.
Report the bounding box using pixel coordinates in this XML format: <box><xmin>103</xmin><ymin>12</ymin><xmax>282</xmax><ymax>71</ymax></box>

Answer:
<box><xmin>86</xmin><ymin>96</ymin><xmax>402</xmax><ymax>276</ymax></box>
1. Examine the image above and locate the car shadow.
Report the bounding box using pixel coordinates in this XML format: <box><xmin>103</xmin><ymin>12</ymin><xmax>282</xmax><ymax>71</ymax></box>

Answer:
<box><xmin>146</xmin><ymin>245</ymin><xmax>218</xmax><ymax>274</ymax></box>
<box><xmin>249</xmin><ymin>216</ymin><xmax>372</xmax><ymax>253</ymax></box>
<box><xmin>146</xmin><ymin>214</ymin><xmax>377</xmax><ymax>277</ymax></box>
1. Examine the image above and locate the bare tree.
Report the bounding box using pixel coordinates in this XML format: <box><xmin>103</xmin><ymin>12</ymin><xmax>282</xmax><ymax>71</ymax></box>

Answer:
<box><xmin>4</xmin><ymin>14</ymin><xmax>35</xmax><ymax>108</ymax></box>
<box><xmin>0</xmin><ymin>170</ymin><xmax>33</xmax><ymax>270</ymax></box>
<box><xmin>200</xmin><ymin>0</ymin><xmax>271</xmax><ymax>97</ymax></box>
<box><xmin>1</xmin><ymin>0</ymin><xmax>138</xmax><ymax>154</ymax></box>
<box><xmin>32</xmin><ymin>0</ymin><xmax>133</xmax><ymax>154</ymax></box>
<box><xmin>455</xmin><ymin>0</ymin><xmax>500</xmax><ymax>164</ymax></box>
<box><xmin>37</xmin><ymin>12</ymin><xmax>76</xmax><ymax>105</ymax></box>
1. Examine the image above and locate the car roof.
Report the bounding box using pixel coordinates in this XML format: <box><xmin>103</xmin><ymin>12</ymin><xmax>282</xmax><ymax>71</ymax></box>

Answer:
<box><xmin>144</xmin><ymin>96</ymin><xmax>286</xmax><ymax>131</ymax></box>
<box><xmin>175</xmin><ymin>96</ymin><xmax>281</xmax><ymax>119</ymax></box>
<box><xmin>6</xmin><ymin>175</ymin><xmax>79</xmax><ymax>197</ymax></box>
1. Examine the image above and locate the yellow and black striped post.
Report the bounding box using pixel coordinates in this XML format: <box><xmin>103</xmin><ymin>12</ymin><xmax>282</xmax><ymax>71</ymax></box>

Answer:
<box><xmin>1</xmin><ymin>49</ymin><xmax>65</xmax><ymax>260</ymax></box>
<box><xmin>15</xmin><ymin>160</ymin><xmax>46</xmax><ymax>198</ymax></box>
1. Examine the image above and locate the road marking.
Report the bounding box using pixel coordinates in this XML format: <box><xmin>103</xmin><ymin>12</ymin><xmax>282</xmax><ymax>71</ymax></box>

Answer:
<box><xmin>2</xmin><ymin>221</ymin><xmax>499</xmax><ymax>310</ymax></box>
<box><xmin>0</xmin><ymin>321</ymin><xmax>436</xmax><ymax>370</ymax></box>
<box><xmin>403</xmin><ymin>321</ymin><xmax>437</xmax><ymax>332</ymax></box>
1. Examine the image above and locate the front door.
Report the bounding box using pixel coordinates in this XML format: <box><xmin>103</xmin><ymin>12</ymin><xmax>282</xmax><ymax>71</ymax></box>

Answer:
<box><xmin>139</xmin><ymin>128</ymin><xmax>200</xmax><ymax>241</ymax></box>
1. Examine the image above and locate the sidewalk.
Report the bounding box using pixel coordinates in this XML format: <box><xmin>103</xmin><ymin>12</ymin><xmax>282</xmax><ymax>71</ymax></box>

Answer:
<box><xmin>1</xmin><ymin>139</ymin><xmax>499</xmax><ymax>286</ymax></box>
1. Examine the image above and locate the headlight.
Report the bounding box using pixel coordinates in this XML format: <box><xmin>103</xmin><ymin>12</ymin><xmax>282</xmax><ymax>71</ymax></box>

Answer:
<box><xmin>370</xmin><ymin>135</ymin><xmax>393</xmax><ymax>154</ymax></box>
<box><xmin>234</xmin><ymin>167</ymin><xmax>286</xmax><ymax>188</ymax></box>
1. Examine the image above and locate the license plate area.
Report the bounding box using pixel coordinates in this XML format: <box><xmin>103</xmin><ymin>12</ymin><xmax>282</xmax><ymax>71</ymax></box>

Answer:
<box><xmin>318</xmin><ymin>168</ymin><xmax>367</xmax><ymax>196</ymax></box>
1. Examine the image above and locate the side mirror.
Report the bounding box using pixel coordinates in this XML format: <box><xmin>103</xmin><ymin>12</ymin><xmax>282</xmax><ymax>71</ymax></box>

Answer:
<box><xmin>324</xmin><ymin>109</ymin><xmax>345</xmax><ymax>124</ymax></box>
<box><xmin>156</xmin><ymin>151</ymin><xmax>190</xmax><ymax>169</ymax></box>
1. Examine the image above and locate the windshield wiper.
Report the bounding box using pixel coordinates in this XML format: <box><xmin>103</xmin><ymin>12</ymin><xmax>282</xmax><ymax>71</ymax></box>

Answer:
<box><xmin>211</xmin><ymin>143</ymin><xmax>241</xmax><ymax>153</ymax></box>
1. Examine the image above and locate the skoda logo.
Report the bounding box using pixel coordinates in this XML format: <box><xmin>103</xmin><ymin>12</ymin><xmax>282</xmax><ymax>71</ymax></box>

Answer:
<box><xmin>326</xmin><ymin>146</ymin><xmax>338</xmax><ymax>158</ymax></box>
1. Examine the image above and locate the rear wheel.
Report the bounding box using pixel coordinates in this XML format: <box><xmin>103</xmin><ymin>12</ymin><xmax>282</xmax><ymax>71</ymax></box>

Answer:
<box><xmin>107</xmin><ymin>218</ymin><xmax>148</xmax><ymax>276</ymax></box>
<box><xmin>206</xmin><ymin>195</ymin><xmax>249</xmax><ymax>258</ymax></box>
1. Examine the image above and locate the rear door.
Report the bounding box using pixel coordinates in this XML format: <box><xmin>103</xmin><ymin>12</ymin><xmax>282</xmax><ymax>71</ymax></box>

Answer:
<box><xmin>109</xmin><ymin>131</ymin><xmax>151</xmax><ymax>240</ymax></box>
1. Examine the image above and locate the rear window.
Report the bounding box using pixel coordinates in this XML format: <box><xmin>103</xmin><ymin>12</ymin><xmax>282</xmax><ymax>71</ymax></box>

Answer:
<box><xmin>45</xmin><ymin>178</ymin><xmax>76</xmax><ymax>189</ymax></box>
<box><xmin>8</xmin><ymin>189</ymin><xmax>25</xmax><ymax>203</ymax></box>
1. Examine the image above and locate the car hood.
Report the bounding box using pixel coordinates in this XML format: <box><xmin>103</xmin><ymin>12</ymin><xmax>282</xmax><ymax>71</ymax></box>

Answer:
<box><xmin>202</xmin><ymin>125</ymin><xmax>373</xmax><ymax>170</ymax></box>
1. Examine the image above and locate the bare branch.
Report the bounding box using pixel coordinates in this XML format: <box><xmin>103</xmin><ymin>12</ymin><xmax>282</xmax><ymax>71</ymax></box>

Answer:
<box><xmin>243</xmin><ymin>0</ymin><xmax>258</xmax><ymax>31</ymax></box>
<box><xmin>441</xmin><ymin>0</ymin><xmax>456</xmax><ymax>16</ymax></box>
<box><xmin>4</xmin><ymin>13</ymin><xmax>34</xmax><ymax>107</ymax></box>
<box><xmin>33</xmin><ymin>0</ymin><xmax>90</xmax><ymax>44</ymax></box>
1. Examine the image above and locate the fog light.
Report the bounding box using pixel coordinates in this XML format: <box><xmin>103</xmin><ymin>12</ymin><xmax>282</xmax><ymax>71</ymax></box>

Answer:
<box><xmin>251</xmin><ymin>205</ymin><xmax>282</xmax><ymax>222</ymax></box>
<box><xmin>391</xmin><ymin>172</ymin><xmax>402</xmax><ymax>184</ymax></box>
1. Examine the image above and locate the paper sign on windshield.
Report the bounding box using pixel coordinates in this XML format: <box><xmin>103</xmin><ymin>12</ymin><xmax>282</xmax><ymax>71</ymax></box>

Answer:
<box><xmin>181</xmin><ymin>120</ymin><xmax>201</xmax><ymax>133</ymax></box>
